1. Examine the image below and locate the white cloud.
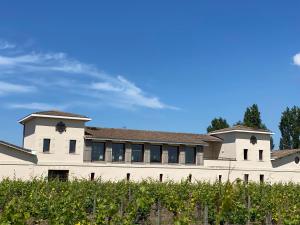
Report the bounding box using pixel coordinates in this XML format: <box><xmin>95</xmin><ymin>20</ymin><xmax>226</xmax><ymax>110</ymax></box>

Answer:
<box><xmin>0</xmin><ymin>81</ymin><xmax>35</xmax><ymax>95</ymax></box>
<box><xmin>293</xmin><ymin>53</ymin><xmax>300</xmax><ymax>66</ymax></box>
<box><xmin>91</xmin><ymin>82</ymin><xmax>123</xmax><ymax>92</ymax></box>
<box><xmin>0</xmin><ymin>39</ymin><xmax>178</xmax><ymax>110</ymax></box>
<box><xmin>0</xmin><ymin>40</ymin><xmax>15</xmax><ymax>50</ymax></box>
<box><xmin>8</xmin><ymin>102</ymin><xmax>67</xmax><ymax>111</ymax></box>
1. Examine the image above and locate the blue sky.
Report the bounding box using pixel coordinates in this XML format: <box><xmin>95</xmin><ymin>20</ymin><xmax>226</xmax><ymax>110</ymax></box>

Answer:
<box><xmin>0</xmin><ymin>1</ymin><xmax>299</xmax><ymax>148</ymax></box>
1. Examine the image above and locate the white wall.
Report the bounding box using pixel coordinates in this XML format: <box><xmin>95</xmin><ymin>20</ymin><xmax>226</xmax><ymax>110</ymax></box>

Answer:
<box><xmin>23</xmin><ymin>117</ymin><xmax>86</xmax><ymax>164</ymax></box>
<box><xmin>30</xmin><ymin>162</ymin><xmax>300</xmax><ymax>183</ymax></box>
<box><xmin>211</xmin><ymin>133</ymin><xmax>236</xmax><ymax>160</ymax></box>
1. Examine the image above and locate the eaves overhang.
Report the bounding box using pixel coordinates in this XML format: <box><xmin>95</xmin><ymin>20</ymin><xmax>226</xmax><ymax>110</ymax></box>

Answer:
<box><xmin>19</xmin><ymin>114</ymin><xmax>91</xmax><ymax>124</ymax></box>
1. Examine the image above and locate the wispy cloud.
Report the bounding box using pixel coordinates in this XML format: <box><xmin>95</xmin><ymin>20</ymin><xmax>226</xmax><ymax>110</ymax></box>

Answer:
<box><xmin>0</xmin><ymin>39</ymin><xmax>178</xmax><ymax>111</ymax></box>
<box><xmin>7</xmin><ymin>102</ymin><xmax>67</xmax><ymax>111</ymax></box>
<box><xmin>0</xmin><ymin>40</ymin><xmax>16</xmax><ymax>50</ymax></box>
<box><xmin>0</xmin><ymin>81</ymin><xmax>35</xmax><ymax>95</ymax></box>
<box><xmin>293</xmin><ymin>53</ymin><xmax>300</xmax><ymax>66</ymax></box>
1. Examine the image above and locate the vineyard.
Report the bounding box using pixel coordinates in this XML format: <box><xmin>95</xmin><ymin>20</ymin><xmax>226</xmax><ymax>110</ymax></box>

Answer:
<box><xmin>0</xmin><ymin>179</ymin><xmax>299</xmax><ymax>225</ymax></box>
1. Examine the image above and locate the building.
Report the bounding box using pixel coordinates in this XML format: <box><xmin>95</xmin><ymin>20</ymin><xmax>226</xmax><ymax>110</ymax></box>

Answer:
<box><xmin>0</xmin><ymin>110</ymin><xmax>300</xmax><ymax>183</ymax></box>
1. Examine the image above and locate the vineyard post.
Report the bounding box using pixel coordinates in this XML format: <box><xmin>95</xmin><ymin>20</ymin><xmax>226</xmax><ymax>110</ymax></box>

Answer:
<box><xmin>92</xmin><ymin>193</ymin><xmax>96</xmax><ymax>222</ymax></box>
<box><xmin>265</xmin><ymin>211</ymin><xmax>272</xmax><ymax>225</ymax></box>
<box><xmin>204</xmin><ymin>204</ymin><xmax>208</xmax><ymax>225</ymax></box>
<box><xmin>247</xmin><ymin>195</ymin><xmax>251</xmax><ymax>225</ymax></box>
<box><xmin>119</xmin><ymin>198</ymin><xmax>124</xmax><ymax>218</ymax></box>
<box><xmin>196</xmin><ymin>203</ymin><xmax>201</xmax><ymax>223</ymax></box>
<box><xmin>156</xmin><ymin>200</ymin><xmax>161</xmax><ymax>225</ymax></box>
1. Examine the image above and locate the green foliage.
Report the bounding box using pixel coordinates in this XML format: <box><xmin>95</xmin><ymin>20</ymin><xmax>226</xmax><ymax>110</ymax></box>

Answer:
<box><xmin>279</xmin><ymin>106</ymin><xmax>300</xmax><ymax>150</ymax></box>
<box><xmin>243</xmin><ymin>104</ymin><xmax>262</xmax><ymax>129</ymax></box>
<box><xmin>207</xmin><ymin>117</ymin><xmax>229</xmax><ymax>133</ymax></box>
<box><xmin>239</xmin><ymin>104</ymin><xmax>275</xmax><ymax>150</ymax></box>
<box><xmin>0</xmin><ymin>179</ymin><xmax>300</xmax><ymax>224</ymax></box>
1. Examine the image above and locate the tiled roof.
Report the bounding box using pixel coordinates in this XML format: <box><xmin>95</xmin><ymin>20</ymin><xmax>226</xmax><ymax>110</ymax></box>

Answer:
<box><xmin>85</xmin><ymin>127</ymin><xmax>222</xmax><ymax>145</ymax></box>
<box><xmin>33</xmin><ymin>111</ymin><xmax>89</xmax><ymax>119</ymax></box>
<box><xmin>271</xmin><ymin>149</ymin><xmax>300</xmax><ymax>159</ymax></box>
<box><xmin>19</xmin><ymin>110</ymin><xmax>91</xmax><ymax>124</ymax></box>
<box><xmin>209</xmin><ymin>125</ymin><xmax>271</xmax><ymax>134</ymax></box>
<box><xmin>0</xmin><ymin>140</ymin><xmax>34</xmax><ymax>155</ymax></box>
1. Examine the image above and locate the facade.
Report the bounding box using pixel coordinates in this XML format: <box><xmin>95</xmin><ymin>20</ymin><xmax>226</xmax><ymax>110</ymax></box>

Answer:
<box><xmin>1</xmin><ymin>110</ymin><xmax>300</xmax><ymax>183</ymax></box>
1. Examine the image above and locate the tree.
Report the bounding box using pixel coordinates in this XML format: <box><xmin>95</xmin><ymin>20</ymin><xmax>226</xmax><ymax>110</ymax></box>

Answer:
<box><xmin>243</xmin><ymin>104</ymin><xmax>262</xmax><ymax>128</ymax></box>
<box><xmin>207</xmin><ymin>117</ymin><xmax>229</xmax><ymax>133</ymax></box>
<box><xmin>242</xmin><ymin>104</ymin><xmax>274</xmax><ymax>150</ymax></box>
<box><xmin>279</xmin><ymin>106</ymin><xmax>300</xmax><ymax>150</ymax></box>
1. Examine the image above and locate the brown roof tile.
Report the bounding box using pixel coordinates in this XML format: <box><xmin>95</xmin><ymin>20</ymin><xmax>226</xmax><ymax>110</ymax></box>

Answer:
<box><xmin>85</xmin><ymin>127</ymin><xmax>222</xmax><ymax>145</ymax></box>
<box><xmin>0</xmin><ymin>140</ymin><xmax>35</xmax><ymax>155</ymax></box>
<box><xmin>19</xmin><ymin>110</ymin><xmax>90</xmax><ymax>124</ymax></box>
<box><xmin>271</xmin><ymin>149</ymin><xmax>300</xmax><ymax>159</ymax></box>
<box><xmin>34</xmin><ymin>111</ymin><xmax>89</xmax><ymax>119</ymax></box>
<box><xmin>209</xmin><ymin>125</ymin><xmax>271</xmax><ymax>134</ymax></box>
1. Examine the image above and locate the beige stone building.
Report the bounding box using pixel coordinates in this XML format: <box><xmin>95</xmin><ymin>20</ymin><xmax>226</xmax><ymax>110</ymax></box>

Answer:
<box><xmin>0</xmin><ymin>111</ymin><xmax>299</xmax><ymax>183</ymax></box>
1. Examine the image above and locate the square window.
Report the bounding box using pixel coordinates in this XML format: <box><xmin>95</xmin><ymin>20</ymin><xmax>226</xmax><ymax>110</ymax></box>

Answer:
<box><xmin>43</xmin><ymin>139</ymin><xmax>50</xmax><ymax>152</ymax></box>
<box><xmin>168</xmin><ymin>146</ymin><xmax>179</xmax><ymax>163</ymax></box>
<box><xmin>112</xmin><ymin>143</ymin><xmax>125</xmax><ymax>162</ymax></box>
<box><xmin>131</xmin><ymin>144</ymin><xmax>144</xmax><ymax>162</ymax></box>
<box><xmin>150</xmin><ymin>145</ymin><xmax>162</xmax><ymax>163</ymax></box>
<box><xmin>185</xmin><ymin>147</ymin><xmax>196</xmax><ymax>164</ymax></box>
<box><xmin>91</xmin><ymin>142</ymin><xmax>105</xmax><ymax>161</ymax></box>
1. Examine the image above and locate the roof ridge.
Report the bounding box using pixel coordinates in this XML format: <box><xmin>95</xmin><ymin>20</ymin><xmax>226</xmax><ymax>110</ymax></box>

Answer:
<box><xmin>86</xmin><ymin>126</ymin><xmax>210</xmax><ymax>136</ymax></box>
<box><xmin>208</xmin><ymin>125</ymin><xmax>271</xmax><ymax>134</ymax></box>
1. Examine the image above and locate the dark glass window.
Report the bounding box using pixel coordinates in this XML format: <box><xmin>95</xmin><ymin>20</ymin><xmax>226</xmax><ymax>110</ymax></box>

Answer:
<box><xmin>43</xmin><ymin>139</ymin><xmax>50</xmax><ymax>152</ymax></box>
<box><xmin>131</xmin><ymin>144</ymin><xmax>144</xmax><ymax>162</ymax></box>
<box><xmin>91</xmin><ymin>142</ymin><xmax>105</xmax><ymax>161</ymax></box>
<box><xmin>112</xmin><ymin>143</ymin><xmax>125</xmax><ymax>162</ymax></box>
<box><xmin>69</xmin><ymin>140</ymin><xmax>76</xmax><ymax>153</ymax></box>
<box><xmin>258</xmin><ymin>150</ymin><xmax>264</xmax><ymax>161</ymax></box>
<box><xmin>259</xmin><ymin>150</ymin><xmax>263</xmax><ymax>161</ymax></box>
<box><xmin>150</xmin><ymin>145</ymin><xmax>162</xmax><ymax>163</ymax></box>
<box><xmin>91</xmin><ymin>173</ymin><xmax>95</xmax><ymax>181</ymax></box>
<box><xmin>218</xmin><ymin>175</ymin><xmax>222</xmax><ymax>182</ymax></box>
<box><xmin>244</xmin><ymin>174</ymin><xmax>249</xmax><ymax>183</ymax></box>
<box><xmin>48</xmin><ymin>170</ymin><xmax>69</xmax><ymax>181</ymax></box>
<box><xmin>168</xmin><ymin>146</ymin><xmax>179</xmax><ymax>163</ymax></box>
<box><xmin>185</xmin><ymin>147</ymin><xmax>196</xmax><ymax>164</ymax></box>
<box><xmin>188</xmin><ymin>174</ymin><xmax>192</xmax><ymax>182</ymax></box>
<box><xmin>159</xmin><ymin>174</ymin><xmax>163</xmax><ymax>182</ymax></box>
<box><xmin>260</xmin><ymin>174</ymin><xmax>264</xmax><ymax>183</ymax></box>
<box><xmin>244</xmin><ymin>149</ymin><xmax>248</xmax><ymax>160</ymax></box>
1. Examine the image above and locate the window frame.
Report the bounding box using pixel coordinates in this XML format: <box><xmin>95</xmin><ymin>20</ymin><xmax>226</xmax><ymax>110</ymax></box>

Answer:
<box><xmin>185</xmin><ymin>146</ymin><xmax>196</xmax><ymax>164</ymax></box>
<box><xmin>243</xmin><ymin>149</ymin><xmax>248</xmax><ymax>160</ymax></box>
<box><xmin>91</xmin><ymin>142</ymin><xmax>106</xmax><ymax>161</ymax></box>
<box><xmin>260</xmin><ymin>174</ymin><xmax>264</xmax><ymax>183</ymax></box>
<box><xmin>168</xmin><ymin>146</ymin><xmax>179</xmax><ymax>164</ymax></box>
<box><xmin>259</xmin><ymin>150</ymin><xmax>263</xmax><ymax>161</ymax></box>
<box><xmin>43</xmin><ymin>138</ymin><xmax>51</xmax><ymax>153</ymax></box>
<box><xmin>150</xmin><ymin>145</ymin><xmax>162</xmax><ymax>163</ymax></box>
<box><xmin>112</xmin><ymin>143</ymin><xmax>125</xmax><ymax>162</ymax></box>
<box><xmin>244</xmin><ymin>174</ymin><xmax>249</xmax><ymax>183</ymax></box>
<box><xmin>131</xmin><ymin>144</ymin><xmax>144</xmax><ymax>163</ymax></box>
<box><xmin>69</xmin><ymin>140</ymin><xmax>77</xmax><ymax>154</ymax></box>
